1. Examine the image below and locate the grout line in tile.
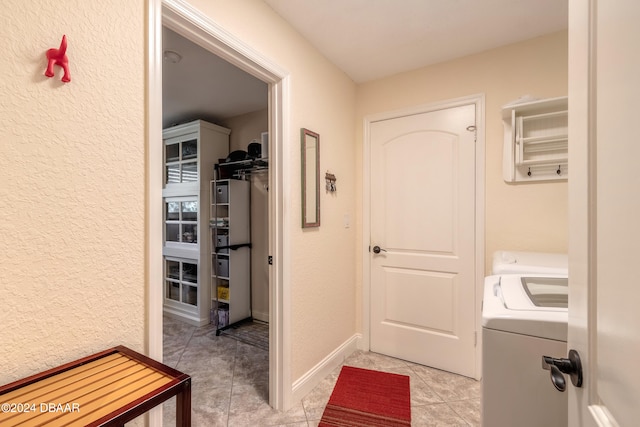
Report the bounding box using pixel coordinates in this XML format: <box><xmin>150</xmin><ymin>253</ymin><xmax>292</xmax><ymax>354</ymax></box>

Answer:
<box><xmin>224</xmin><ymin>339</ymin><xmax>238</xmax><ymax>427</ymax></box>
<box><xmin>445</xmin><ymin>402</ymin><xmax>474</xmax><ymax>427</ymax></box>
<box><xmin>173</xmin><ymin>324</ymin><xmax>196</xmax><ymax>369</ymax></box>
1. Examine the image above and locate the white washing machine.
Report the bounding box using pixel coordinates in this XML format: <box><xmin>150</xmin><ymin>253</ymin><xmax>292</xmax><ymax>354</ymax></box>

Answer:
<box><xmin>482</xmin><ymin>251</ymin><xmax>568</xmax><ymax>427</ymax></box>
<box><xmin>492</xmin><ymin>250</ymin><xmax>568</xmax><ymax>275</ymax></box>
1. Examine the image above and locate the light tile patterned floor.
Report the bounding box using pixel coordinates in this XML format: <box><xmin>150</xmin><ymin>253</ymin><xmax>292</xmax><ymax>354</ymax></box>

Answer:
<box><xmin>162</xmin><ymin>316</ymin><xmax>481</xmax><ymax>426</ymax></box>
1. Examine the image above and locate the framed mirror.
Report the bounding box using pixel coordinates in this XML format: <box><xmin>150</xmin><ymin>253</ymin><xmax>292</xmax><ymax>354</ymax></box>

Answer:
<box><xmin>301</xmin><ymin>128</ymin><xmax>320</xmax><ymax>228</ymax></box>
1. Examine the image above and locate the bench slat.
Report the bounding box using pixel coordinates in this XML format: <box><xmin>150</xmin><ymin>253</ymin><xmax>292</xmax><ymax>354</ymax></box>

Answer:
<box><xmin>1</xmin><ymin>354</ymin><xmax>124</xmax><ymax>402</ymax></box>
<box><xmin>61</xmin><ymin>374</ymin><xmax>172</xmax><ymax>426</ymax></box>
<box><xmin>4</xmin><ymin>360</ymin><xmax>157</xmax><ymax>426</ymax></box>
<box><xmin>0</xmin><ymin>346</ymin><xmax>190</xmax><ymax>427</ymax></box>
<box><xmin>6</xmin><ymin>356</ymin><xmax>138</xmax><ymax>404</ymax></box>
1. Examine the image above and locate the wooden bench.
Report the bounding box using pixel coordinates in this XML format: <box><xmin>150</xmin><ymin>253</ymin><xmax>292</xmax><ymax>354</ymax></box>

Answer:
<box><xmin>0</xmin><ymin>345</ymin><xmax>191</xmax><ymax>426</ymax></box>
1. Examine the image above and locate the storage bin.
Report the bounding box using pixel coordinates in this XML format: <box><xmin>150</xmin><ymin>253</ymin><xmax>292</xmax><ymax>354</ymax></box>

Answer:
<box><xmin>215</xmin><ymin>184</ymin><xmax>229</xmax><ymax>203</ymax></box>
<box><xmin>218</xmin><ymin>306</ymin><xmax>229</xmax><ymax>328</ymax></box>
<box><xmin>217</xmin><ymin>286</ymin><xmax>230</xmax><ymax>301</ymax></box>
<box><xmin>215</xmin><ymin>234</ymin><xmax>229</xmax><ymax>254</ymax></box>
<box><xmin>215</xmin><ymin>258</ymin><xmax>229</xmax><ymax>277</ymax></box>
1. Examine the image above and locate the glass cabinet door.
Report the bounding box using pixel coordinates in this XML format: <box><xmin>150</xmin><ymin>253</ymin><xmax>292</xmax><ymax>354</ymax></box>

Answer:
<box><xmin>165</xmin><ymin>258</ymin><xmax>198</xmax><ymax>306</ymax></box>
<box><xmin>164</xmin><ymin>138</ymin><xmax>198</xmax><ymax>185</ymax></box>
<box><xmin>181</xmin><ymin>139</ymin><xmax>198</xmax><ymax>183</ymax></box>
<box><xmin>165</xmin><ymin>201</ymin><xmax>180</xmax><ymax>243</ymax></box>
<box><xmin>164</xmin><ymin>198</ymin><xmax>198</xmax><ymax>245</ymax></box>
<box><xmin>165</xmin><ymin>259</ymin><xmax>181</xmax><ymax>302</ymax></box>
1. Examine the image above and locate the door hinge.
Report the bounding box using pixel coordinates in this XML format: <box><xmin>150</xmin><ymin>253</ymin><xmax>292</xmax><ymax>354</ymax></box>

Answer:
<box><xmin>268</xmin><ymin>256</ymin><xmax>273</xmax><ymax>265</ymax></box>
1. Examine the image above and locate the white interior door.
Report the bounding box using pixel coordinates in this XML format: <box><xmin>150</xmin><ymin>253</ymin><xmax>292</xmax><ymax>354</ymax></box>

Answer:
<box><xmin>368</xmin><ymin>102</ymin><xmax>478</xmax><ymax>378</ymax></box>
<box><xmin>568</xmin><ymin>1</ymin><xmax>640</xmax><ymax>425</ymax></box>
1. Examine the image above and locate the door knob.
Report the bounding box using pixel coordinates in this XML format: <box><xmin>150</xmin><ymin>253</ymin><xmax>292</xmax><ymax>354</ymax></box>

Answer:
<box><xmin>541</xmin><ymin>349</ymin><xmax>583</xmax><ymax>392</ymax></box>
<box><xmin>372</xmin><ymin>245</ymin><xmax>387</xmax><ymax>254</ymax></box>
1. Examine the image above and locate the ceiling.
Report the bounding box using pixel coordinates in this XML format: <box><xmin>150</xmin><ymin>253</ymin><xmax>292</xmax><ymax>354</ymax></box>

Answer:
<box><xmin>264</xmin><ymin>0</ymin><xmax>568</xmax><ymax>83</ymax></box>
<box><xmin>162</xmin><ymin>0</ymin><xmax>567</xmax><ymax>127</ymax></box>
<box><xmin>162</xmin><ymin>27</ymin><xmax>268</xmax><ymax>128</ymax></box>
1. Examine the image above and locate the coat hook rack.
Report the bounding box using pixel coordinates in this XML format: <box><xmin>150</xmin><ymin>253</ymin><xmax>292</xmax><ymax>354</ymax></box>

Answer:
<box><xmin>325</xmin><ymin>172</ymin><xmax>337</xmax><ymax>192</ymax></box>
<box><xmin>45</xmin><ymin>35</ymin><xmax>71</xmax><ymax>83</ymax></box>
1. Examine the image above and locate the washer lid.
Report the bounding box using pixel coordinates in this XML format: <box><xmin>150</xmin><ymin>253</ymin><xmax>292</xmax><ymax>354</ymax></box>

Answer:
<box><xmin>501</xmin><ymin>276</ymin><xmax>568</xmax><ymax>311</ymax></box>
<box><xmin>492</xmin><ymin>251</ymin><xmax>568</xmax><ymax>275</ymax></box>
<box><xmin>482</xmin><ymin>274</ymin><xmax>568</xmax><ymax>341</ymax></box>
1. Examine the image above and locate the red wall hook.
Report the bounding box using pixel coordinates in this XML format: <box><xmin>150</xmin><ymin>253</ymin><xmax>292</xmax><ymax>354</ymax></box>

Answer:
<box><xmin>45</xmin><ymin>35</ymin><xmax>71</xmax><ymax>83</ymax></box>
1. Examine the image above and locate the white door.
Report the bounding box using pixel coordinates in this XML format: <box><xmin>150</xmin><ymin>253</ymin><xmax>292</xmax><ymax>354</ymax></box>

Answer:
<box><xmin>568</xmin><ymin>0</ymin><xmax>640</xmax><ymax>425</ymax></box>
<box><xmin>368</xmin><ymin>102</ymin><xmax>478</xmax><ymax>377</ymax></box>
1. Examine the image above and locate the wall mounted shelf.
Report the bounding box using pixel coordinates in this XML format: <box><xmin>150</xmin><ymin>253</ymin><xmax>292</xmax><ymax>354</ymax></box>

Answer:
<box><xmin>502</xmin><ymin>96</ymin><xmax>568</xmax><ymax>183</ymax></box>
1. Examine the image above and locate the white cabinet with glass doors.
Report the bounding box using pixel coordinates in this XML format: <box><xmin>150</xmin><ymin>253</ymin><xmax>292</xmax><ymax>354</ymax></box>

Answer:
<box><xmin>162</xmin><ymin>120</ymin><xmax>230</xmax><ymax>326</ymax></box>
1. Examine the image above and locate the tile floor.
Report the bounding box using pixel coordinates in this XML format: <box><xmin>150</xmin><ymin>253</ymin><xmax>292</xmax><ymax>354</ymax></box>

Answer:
<box><xmin>162</xmin><ymin>316</ymin><xmax>481</xmax><ymax>426</ymax></box>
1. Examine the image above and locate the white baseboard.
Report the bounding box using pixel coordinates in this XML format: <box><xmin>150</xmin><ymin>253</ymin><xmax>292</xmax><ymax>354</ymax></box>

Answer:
<box><xmin>162</xmin><ymin>307</ymin><xmax>209</xmax><ymax>327</ymax></box>
<box><xmin>252</xmin><ymin>309</ymin><xmax>269</xmax><ymax>323</ymax></box>
<box><xmin>291</xmin><ymin>333</ymin><xmax>363</xmax><ymax>403</ymax></box>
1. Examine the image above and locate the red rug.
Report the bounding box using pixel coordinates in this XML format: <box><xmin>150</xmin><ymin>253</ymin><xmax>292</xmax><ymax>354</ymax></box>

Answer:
<box><xmin>319</xmin><ymin>366</ymin><xmax>411</xmax><ymax>426</ymax></box>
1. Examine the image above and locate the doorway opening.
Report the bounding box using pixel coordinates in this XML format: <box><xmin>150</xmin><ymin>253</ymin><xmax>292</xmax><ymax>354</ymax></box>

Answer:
<box><xmin>147</xmin><ymin>0</ymin><xmax>291</xmax><ymax>415</ymax></box>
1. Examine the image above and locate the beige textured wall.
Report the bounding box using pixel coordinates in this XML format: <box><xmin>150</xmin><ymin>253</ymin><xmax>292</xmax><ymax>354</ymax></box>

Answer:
<box><xmin>0</xmin><ymin>0</ymin><xmax>145</xmax><ymax>384</ymax></box>
<box><xmin>187</xmin><ymin>0</ymin><xmax>358</xmax><ymax>381</ymax></box>
<box><xmin>222</xmin><ymin>108</ymin><xmax>268</xmax><ymax>153</ymax></box>
<box><xmin>355</xmin><ymin>32</ymin><xmax>569</xmax><ymax>330</ymax></box>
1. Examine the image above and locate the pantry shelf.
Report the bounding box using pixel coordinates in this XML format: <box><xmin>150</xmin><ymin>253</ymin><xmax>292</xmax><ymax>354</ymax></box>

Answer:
<box><xmin>210</xmin><ymin>179</ymin><xmax>252</xmax><ymax>335</ymax></box>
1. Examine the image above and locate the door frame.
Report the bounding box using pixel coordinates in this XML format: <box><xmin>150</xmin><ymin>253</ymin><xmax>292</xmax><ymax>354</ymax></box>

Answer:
<box><xmin>146</xmin><ymin>0</ymin><xmax>292</xmax><ymax>418</ymax></box>
<box><xmin>361</xmin><ymin>94</ymin><xmax>485</xmax><ymax>379</ymax></box>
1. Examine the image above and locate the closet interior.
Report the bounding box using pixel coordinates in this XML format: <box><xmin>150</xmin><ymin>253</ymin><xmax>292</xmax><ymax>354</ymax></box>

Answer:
<box><xmin>161</xmin><ymin>27</ymin><xmax>269</xmax><ymax>335</ymax></box>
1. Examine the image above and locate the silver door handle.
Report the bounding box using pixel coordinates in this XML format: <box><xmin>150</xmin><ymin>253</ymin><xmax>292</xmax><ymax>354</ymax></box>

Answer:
<box><xmin>372</xmin><ymin>245</ymin><xmax>387</xmax><ymax>254</ymax></box>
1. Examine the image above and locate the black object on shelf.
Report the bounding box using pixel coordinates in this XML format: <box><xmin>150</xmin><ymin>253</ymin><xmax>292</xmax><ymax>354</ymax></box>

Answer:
<box><xmin>215</xmin><ymin>157</ymin><xmax>269</xmax><ymax>179</ymax></box>
<box><xmin>215</xmin><ymin>242</ymin><xmax>252</xmax><ymax>252</ymax></box>
<box><xmin>248</xmin><ymin>142</ymin><xmax>261</xmax><ymax>158</ymax></box>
